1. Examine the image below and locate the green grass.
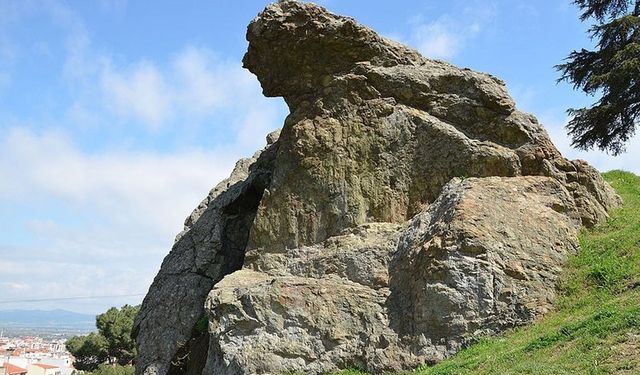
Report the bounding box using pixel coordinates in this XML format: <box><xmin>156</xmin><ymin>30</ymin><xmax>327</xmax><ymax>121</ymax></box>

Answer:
<box><xmin>337</xmin><ymin>170</ymin><xmax>640</xmax><ymax>375</ymax></box>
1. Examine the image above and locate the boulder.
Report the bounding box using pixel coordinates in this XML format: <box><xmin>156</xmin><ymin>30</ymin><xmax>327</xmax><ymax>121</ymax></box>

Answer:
<box><xmin>243</xmin><ymin>1</ymin><xmax>618</xmax><ymax>256</ymax></box>
<box><xmin>202</xmin><ymin>176</ymin><xmax>582</xmax><ymax>374</ymax></box>
<box><xmin>388</xmin><ymin>176</ymin><xmax>581</xmax><ymax>358</ymax></box>
<box><xmin>133</xmin><ymin>2</ymin><xmax>621</xmax><ymax>375</ymax></box>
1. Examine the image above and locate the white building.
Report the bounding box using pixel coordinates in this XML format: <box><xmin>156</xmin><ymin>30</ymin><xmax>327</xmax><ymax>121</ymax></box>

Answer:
<box><xmin>31</xmin><ymin>359</ymin><xmax>73</xmax><ymax>375</ymax></box>
<box><xmin>26</xmin><ymin>364</ymin><xmax>60</xmax><ymax>375</ymax></box>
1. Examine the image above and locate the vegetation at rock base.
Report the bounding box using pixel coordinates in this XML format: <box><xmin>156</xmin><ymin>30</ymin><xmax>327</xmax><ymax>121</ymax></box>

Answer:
<box><xmin>557</xmin><ymin>0</ymin><xmax>640</xmax><ymax>155</ymax></box>
<box><xmin>74</xmin><ymin>364</ymin><xmax>135</xmax><ymax>375</ymax></box>
<box><xmin>66</xmin><ymin>332</ymin><xmax>109</xmax><ymax>371</ymax></box>
<box><xmin>66</xmin><ymin>305</ymin><xmax>140</xmax><ymax>371</ymax></box>
<box><xmin>96</xmin><ymin>305</ymin><xmax>139</xmax><ymax>365</ymax></box>
<box><xmin>332</xmin><ymin>171</ymin><xmax>640</xmax><ymax>374</ymax></box>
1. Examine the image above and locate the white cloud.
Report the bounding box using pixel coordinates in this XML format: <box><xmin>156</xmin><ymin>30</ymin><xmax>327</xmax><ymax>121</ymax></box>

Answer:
<box><xmin>0</xmin><ymin>0</ymin><xmax>287</xmax><ymax>143</ymax></box>
<box><xmin>0</xmin><ymin>127</ymin><xmax>242</xmax><ymax>234</ymax></box>
<box><xmin>97</xmin><ymin>46</ymin><xmax>279</xmax><ymax>136</ymax></box>
<box><xmin>407</xmin><ymin>2</ymin><xmax>495</xmax><ymax>60</ymax></box>
<box><xmin>173</xmin><ymin>47</ymin><xmax>231</xmax><ymax>113</ymax></box>
<box><xmin>0</xmin><ymin>0</ymin><xmax>287</xmax><ymax>313</ymax></box>
<box><xmin>411</xmin><ymin>17</ymin><xmax>464</xmax><ymax>59</ymax></box>
<box><xmin>171</xmin><ymin>46</ymin><xmax>269</xmax><ymax>120</ymax></box>
<box><xmin>234</xmin><ymin>103</ymin><xmax>284</xmax><ymax>149</ymax></box>
<box><xmin>40</xmin><ymin>1</ymin><xmax>270</xmax><ymax>133</ymax></box>
<box><xmin>0</xmin><ymin>127</ymin><xmax>258</xmax><ymax>312</ymax></box>
<box><xmin>101</xmin><ymin>61</ymin><xmax>171</xmax><ymax>129</ymax></box>
<box><xmin>0</xmin><ymin>259</ymin><xmax>146</xmax><ymax>313</ymax></box>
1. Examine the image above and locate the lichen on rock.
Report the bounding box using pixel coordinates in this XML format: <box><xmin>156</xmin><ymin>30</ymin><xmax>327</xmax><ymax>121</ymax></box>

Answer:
<box><xmin>133</xmin><ymin>2</ymin><xmax>621</xmax><ymax>375</ymax></box>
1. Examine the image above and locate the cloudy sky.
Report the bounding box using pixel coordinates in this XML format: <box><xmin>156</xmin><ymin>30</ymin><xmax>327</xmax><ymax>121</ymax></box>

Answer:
<box><xmin>0</xmin><ymin>0</ymin><xmax>638</xmax><ymax>314</ymax></box>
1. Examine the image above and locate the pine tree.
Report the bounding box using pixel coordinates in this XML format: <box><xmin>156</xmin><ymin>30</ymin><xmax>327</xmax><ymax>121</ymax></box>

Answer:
<box><xmin>66</xmin><ymin>305</ymin><xmax>140</xmax><ymax>371</ymax></box>
<box><xmin>557</xmin><ymin>0</ymin><xmax>640</xmax><ymax>155</ymax></box>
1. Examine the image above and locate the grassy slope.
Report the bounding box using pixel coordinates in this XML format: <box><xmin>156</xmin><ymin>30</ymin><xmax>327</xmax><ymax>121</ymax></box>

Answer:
<box><xmin>337</xmin><ymin>171</ymin><xmax>640</xmax><ymax>375</ymax></box>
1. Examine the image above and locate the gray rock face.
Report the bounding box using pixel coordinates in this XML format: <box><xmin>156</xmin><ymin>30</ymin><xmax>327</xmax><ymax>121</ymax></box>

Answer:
<box><xmin>133</xmin><ymin>133</ymin><xmax>279</xmax><ymax>375</ymax></box>
<box><xmin>201</xmin><ymin>176</ymin><xmax>582</xmax><ymax>374</ymax></box>
<box><xmin>243</xmin><ymin>1</ymin><xmax>619</xmax><ymax>256</ymax></box>
<box><xmin>203</xmin><ymin>223</ymin><xmax>415</xmax><ymax>374</ymax></box>
<box><xmin>389</xmin><ymin>176</ymin><xmax>581</xmax><ymax>356</ymax></box>
<box><xmin>133</xmin><ymin>2</ymin><xmax>621</xmax><ymax>375</ymax></box>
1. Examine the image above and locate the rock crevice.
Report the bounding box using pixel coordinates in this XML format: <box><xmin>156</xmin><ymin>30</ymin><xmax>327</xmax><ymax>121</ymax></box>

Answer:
<box><xmin>133</xmin><ymin>134</ymin><xmax>279</xmax><ymax>375</ymax></box>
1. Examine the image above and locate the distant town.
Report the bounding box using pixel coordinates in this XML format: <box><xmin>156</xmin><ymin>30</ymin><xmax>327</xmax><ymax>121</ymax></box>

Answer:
<box><xmin>0</xmin><ymin>331</ymin><xmax>76</xmax><ymax>375</ymax></box>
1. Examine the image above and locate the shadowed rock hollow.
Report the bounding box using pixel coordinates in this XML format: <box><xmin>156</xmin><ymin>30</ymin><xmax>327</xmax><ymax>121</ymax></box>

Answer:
<box><xmin>133</xmin><ymin>2</ymin><xmax>621</xmax><ymax>374</ymax></box>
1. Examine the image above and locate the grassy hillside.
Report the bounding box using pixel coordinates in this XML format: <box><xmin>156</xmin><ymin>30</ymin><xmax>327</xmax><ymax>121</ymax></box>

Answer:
<box><xmin>338</xmin><ymin>170</ymin><xmax>640</xmax><ymax>375</ymax></box>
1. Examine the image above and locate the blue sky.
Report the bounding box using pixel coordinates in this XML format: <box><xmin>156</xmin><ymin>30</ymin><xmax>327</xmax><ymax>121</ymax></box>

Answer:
<box><xmin>0</xmin><ymin>0</ymin><xmax>638</xmax><ymax>314</ymax></box>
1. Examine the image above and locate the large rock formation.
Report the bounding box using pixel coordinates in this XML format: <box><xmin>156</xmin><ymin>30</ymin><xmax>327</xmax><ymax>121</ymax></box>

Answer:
<box><xmin>133</xmin><ymin>2</ymin><xmax>621</xmax><ymax>374</ymax></box>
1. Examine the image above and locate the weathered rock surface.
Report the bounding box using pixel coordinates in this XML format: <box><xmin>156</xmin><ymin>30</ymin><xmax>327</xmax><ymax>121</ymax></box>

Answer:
<box><xmin>389</xmin><ymin>176</ymin><xmax>581</xmax><ymax>356</ymax></box>
<box><xmin>242</xmin><ymin>1</ymin><xmax>618</xmax><ymax>255</ymax></box>
<box><xmin>133</xmin><ymin>2</ymin><xmax>621</xmax><ymax>375</ymax></box>
<box><xmin>133</xmin><ymin>133</ymin><xmax>279</xmax><ymax>375</ymax></box>
<box><xmin>202</xmin><ymin>176</ymin><xmax>582</xmax><ymax>374</ymax></box>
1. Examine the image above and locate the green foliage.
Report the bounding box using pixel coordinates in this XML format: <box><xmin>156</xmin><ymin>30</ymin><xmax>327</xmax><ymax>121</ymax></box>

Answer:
<box><xmin>66</xmin><ymin>332</ymin><xmax>109</xmax><ymax>371</ymax></box>
<box><xmin>67</xmin><ymin>305</ymin><xmax>140</xmax><ymax>371</ymax></box>
<box><xmin>330</xmin><ymin>370</ymin><xmax>369</xmax><ymax>375</ymax></box>
<box><xmin>562</xmin><ymin>170</ymin><xmax>640</xmax><ymax>296</ymax></box>
<box><xmin>523</xmin><ymin>308</ymin><xmax>639</xmax><ymax>352</ymax></box>
<box><xmin>573</xmin><ymin>0</ymin><xmax>637</xmax><ymax>21</ymax></box>
<box><xmin>96</xmin><ymin>304</ymin><xmax>139</xmax><ymax>365</ymax></box>
<box><xmin>557</xmin><ymin>1</ymin><xmax>640</xmax><ymax>155</ymax></box>
<box><xmin>81</xmin><ymin>364</ymin><xmax>135</xmax><ymax>375</ymax></box>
